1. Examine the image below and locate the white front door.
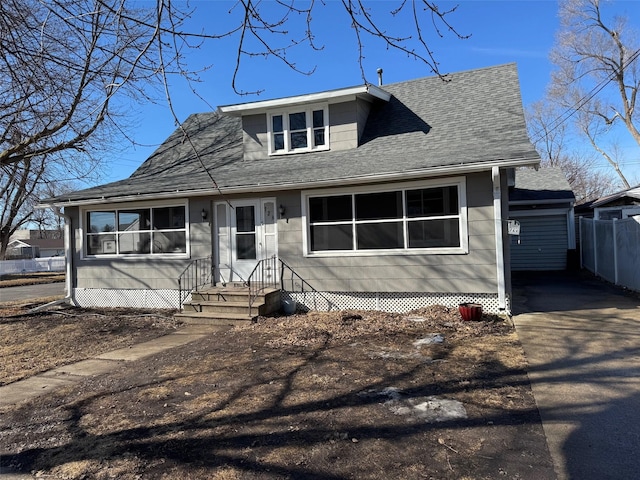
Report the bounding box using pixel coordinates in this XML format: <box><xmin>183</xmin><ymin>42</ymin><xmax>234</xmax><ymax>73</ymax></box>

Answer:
<box><xmin>215</xmin><ymin>198</ymin><xmax>277</xmax><ymax>283</ymax></box>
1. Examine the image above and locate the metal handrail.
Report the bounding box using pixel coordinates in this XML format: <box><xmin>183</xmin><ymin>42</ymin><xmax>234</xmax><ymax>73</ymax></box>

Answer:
<box><xmin>278</xmin><ymin>258</ymin><xmax>335</xmax><ymax>312</ymax></box>
<box><xmin>247</xmin><ymin>255</ymin><xmax>279</xmax><ymax>317</ymax></box>
<box><xmin>177</xmin><ymin>256</ymin><xmax>214</xmax><ymax>310</ymax></box>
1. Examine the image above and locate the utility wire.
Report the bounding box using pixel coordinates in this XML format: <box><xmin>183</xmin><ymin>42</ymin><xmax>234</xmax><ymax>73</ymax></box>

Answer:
<box><xmin>529</xmin><ymin>46</ymin><xmax>640</xmax><ymax>145</ymax></box>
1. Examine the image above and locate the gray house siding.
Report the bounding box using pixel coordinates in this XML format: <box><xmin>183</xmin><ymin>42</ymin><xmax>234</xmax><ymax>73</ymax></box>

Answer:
<box><xmin>277</xmin><ymin>172</ymin><xmax>498</xmax><ymax>295</ymax></box>
<box><xmin>68</xmin><ymin>199</ymin><xmax>213</xmax><ymax>307</ymax></box>
<box><xmin>241</xmin><ymin>114</ymin><xmax>266</xmax><ymax>161</ymax></box>
<box><xmin>66</xmin><ymin>172</ymin><xmax>504</xmax><ymax>310</ymax></box>
<box><xmin>240</xmin><ymin>101</ymin><xmax>363</xmax><ymax>160</ymax></box>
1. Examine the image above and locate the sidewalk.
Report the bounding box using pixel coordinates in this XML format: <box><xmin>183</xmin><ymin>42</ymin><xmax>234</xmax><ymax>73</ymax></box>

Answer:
<box><xmin>0</xmin><ymin>325</ymin><xmax>224</xmax><ymax>408</ymax></box>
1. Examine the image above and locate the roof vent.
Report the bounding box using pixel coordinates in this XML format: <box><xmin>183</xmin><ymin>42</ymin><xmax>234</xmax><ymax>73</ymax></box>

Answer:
<box><xmin>377</xmin><ymin>68</ymin><xmax>383</xmax><ymax>86</ymax></box>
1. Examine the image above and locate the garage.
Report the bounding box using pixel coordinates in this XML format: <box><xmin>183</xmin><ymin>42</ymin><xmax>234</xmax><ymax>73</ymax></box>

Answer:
<box><xmin>509</xmin><ymin>167</ymin><xmax>576</xmax><ymax>272</ymax></box>
<box><xmin>510</xmin><ymin>213</ymin><xmax>570</xmax><ymax>271</ymax></box>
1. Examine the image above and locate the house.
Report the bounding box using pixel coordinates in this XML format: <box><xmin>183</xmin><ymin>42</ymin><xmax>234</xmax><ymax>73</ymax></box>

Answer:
<box><xmin>6</xmin><ymin>237</ymin><xmax>65</xmax><ymax>259</ymax></box>
<box><xmin>587</xmin><ymin>184</ymin><xmax>640</xmax><ymax>220</ymax></box>
<box><xmin>39</xmin><ymin>63</ymin><xmax>541</xmax><ymax>315</ymax></box>
<box><xmin>508</xmin><ymin>167</ymin><xmax>576</xmax><ymax>271</ymax></box>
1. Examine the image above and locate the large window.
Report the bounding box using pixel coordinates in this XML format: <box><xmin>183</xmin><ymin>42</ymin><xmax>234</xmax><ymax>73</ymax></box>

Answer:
<box><xmin>269</xmin><ymin>105</ymin><xmax>329</xmax><ymax>154</ymax></box>
<box><xmin>85</xmin><ymin>205</ymin><xmax>187</xmax><ymax>256</ymax></box>
<box><xmin>305</xmin><ymin>181</ymin><xmax>466</xmax><ymax>255</ymax></box>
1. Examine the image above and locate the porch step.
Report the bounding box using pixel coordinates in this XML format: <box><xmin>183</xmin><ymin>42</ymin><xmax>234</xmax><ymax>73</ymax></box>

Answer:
<box><xmin>174</xmin><ymin>311</ymin><xmax>254</xmax><ymax>327</ymax></box>
<box><xmin>178</xmin><ymin>285</ymin><xmax>281</xmax><ymax>325</ymax></box>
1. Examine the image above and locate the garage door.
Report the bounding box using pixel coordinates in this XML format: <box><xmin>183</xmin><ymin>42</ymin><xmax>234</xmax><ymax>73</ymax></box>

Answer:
<box><xmin>511</xmin><ymin>215</ymin><xmax>568</xmax><ymax>271</ymax></box>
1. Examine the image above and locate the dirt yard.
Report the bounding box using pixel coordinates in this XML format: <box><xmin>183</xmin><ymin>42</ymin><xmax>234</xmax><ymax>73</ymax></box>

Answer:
<box><xmin>0</xmin><ymin>299</ymin><xmax>555</xmax><ymax>479</ymax></box>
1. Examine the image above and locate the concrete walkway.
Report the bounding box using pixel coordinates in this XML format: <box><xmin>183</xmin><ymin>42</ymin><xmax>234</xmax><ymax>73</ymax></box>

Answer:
<box><xmin>0</xmin><ymin>324</ymin><xmax>224</xmax><ymax>408</ymax></box>
<box><xmin>513</xmin><ymin>272</ymin><xmax>640</xmax><ymax>480</ymax></box>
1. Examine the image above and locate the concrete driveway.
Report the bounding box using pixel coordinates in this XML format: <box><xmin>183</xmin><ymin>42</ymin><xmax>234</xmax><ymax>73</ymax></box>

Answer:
<box><xmin>513</xmin><ymin>271</ymin><xmax>640</xmax><ymax>480</ymax></box>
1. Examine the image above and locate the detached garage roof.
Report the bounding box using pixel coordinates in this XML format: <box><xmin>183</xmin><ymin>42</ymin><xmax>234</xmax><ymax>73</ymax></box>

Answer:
<box><xmin>509</xmin><ymin>167</ymin><xmax>575</xmax><ymax>204</ymax></box>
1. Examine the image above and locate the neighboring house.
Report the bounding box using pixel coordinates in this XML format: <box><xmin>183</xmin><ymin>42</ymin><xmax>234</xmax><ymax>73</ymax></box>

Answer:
<box><xmin>508</xmin><ymin>167</ymin><xmax>576</xmax><ymax>271</ymax></box>
<box><xmin>7</xmin><ymin>230</ymin><xmax>65</xmax><ymax>258</ymax></box>
<box><xmin>39</xmin><ymin>63</ymin><xmax>541</xmax><ymax>314</ymax></box>
<box><xmin>588</xmin><ymin>185</ymin><xmax>640</xmax><ymax>220</ymax></box>
<box><xmin>5</xmin><ymin>238</ymin><xmax>64</xmax><ymax>258</ymax></box>
<box><xmin>6</xmin><ymin>239</ymin><xmax>39</xmax><ymax>259</ymax></box>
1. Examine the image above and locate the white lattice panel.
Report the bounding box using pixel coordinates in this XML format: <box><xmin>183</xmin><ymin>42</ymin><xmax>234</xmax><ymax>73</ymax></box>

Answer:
<box><xmin>73</xmin><ymin>288</ymin><xmax>179</xmax><ymax>309</ymax></box>
<box><xmin>285</xmin><ymin>291</ymin><xmax>509</xmax><ymax>315</ymax></box>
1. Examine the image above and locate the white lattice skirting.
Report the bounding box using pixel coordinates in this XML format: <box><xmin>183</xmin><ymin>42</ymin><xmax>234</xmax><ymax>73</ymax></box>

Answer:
<box><xmin>284</xmin><ymin>291</ymin><xmax>510</xmax><ymax>315</ymax></box>
<box><xmin>73</xmin><ymin>288</ymin><xmax>179</xmax><ymax>309</ymax></box>
<box><xmin>72</xmin><ymin>288</ymin><xmax>510</xmax><ymax>315</ymax></box>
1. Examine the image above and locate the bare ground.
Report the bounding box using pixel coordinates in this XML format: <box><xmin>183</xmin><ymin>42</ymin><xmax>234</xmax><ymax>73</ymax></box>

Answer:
<box><xmin>0</xmin><ymin>300</ymin><xmax>555</xmax><ymax>479</ymax></box>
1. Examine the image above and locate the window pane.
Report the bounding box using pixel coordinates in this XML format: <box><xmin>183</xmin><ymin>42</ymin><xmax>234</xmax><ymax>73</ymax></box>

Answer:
<box><xmin>356</xmin><ymin>222</ymin><xmax>403</xmax><ymax>249</ymax></box>
<box><xmin>408</xmin><ymin>219</ymin><xmax>460</xmax><ymax>248</ymax></box>
<box><xmin>407</xmin><ymin>186</ymin><xmax>458</xmax><ymax>217</ymax></box>
<box><xmin>355</xmin><ymin>191</ymin><xmax>402</xmax><ymax>220</ymax></box>
<box><xmin>272</xmin><ymin>114</ymin><xmax>283</xmax><ymax>132</ymax></box>
<box><xmin>312</xmin><ymin>109</ymin><xmax>324</xmax><ymax>128</ymax></box>
<box><xmin>87</xmin><ymin>211</ymin><xmax>115</xmax><ymax>233</ymax></box>
<box><xmin>274</xmin><ymin>133</ymin><xmax>284</xmax><ymax>150</ymax></box>
<box><xmin>118</xmin><ymin>209</ymin><xmax>150</xmax><ymax>231</ymax></box>
<box><xmin>119</xmin><ymin>232</ymin><xmax>150</xmax><ymax>254</ymax></box>
<box><xmin>289</xmin><ymin>112</ymin><xmax>306</xmax><ymax>130</ymax></box>
<box><xmin>153</xmin><ymin>206</ymin><xmax>185</xmax><ymax>229</ymax></box>
<box><xmin>236</xmin><ymin>233</ymin><xmax>256</xmax><ymax>259</ymax></box>
<box><xmin>290</xmin><ymin>131</ymin><xmax>308</xmax><ymax>149</ymax></box>
<box><xmin>309</xmin><ymin>195</ymin><xmax>352</xmax><ymax>222</ymax></box>
<box><xmin>236</xmin><ymin>206</ymin><xmax>255</xmax><ymax>233</ymax></box>
<box><xmin>87</xmin><ymin>234</ymin><xmax>116</xmax><ymax>255</ymax></box>
<box><xmin>310</xmin><ymin>224</ymin><xmax>353</xmax><ymax>251</ymax></box>
<box><xmin>152</xmin><ymin>231</ymin><xmax>186</xmax><ymax>253</ymax></box>
<box><xmin>314</xmin><ymin>128</ymin><xmax>325</xmax><ymax>146</ymax></box>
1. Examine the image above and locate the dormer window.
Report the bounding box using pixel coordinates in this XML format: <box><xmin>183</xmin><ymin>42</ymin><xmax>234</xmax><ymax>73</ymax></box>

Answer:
<box><xmin>269</xmin><ymin>105</ymin><xmax>329</xmax><ymax>154</ymax></box>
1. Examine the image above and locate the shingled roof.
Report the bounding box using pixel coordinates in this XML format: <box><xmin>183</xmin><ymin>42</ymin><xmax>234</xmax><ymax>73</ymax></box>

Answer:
<box><xmin>509</xmin><ymin>167</ymin><xmax>575</xmax><ymax>203</ymax></box>
<box><xmin>43</xmin><ymin>63</ymin><xmax>540</xmax><ymax>206</ymax></box>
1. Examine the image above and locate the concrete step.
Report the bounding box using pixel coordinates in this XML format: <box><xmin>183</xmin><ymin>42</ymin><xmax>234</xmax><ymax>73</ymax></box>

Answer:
<box><xmin>180</xmin><ymin>286</ymin><xmax>281</xmax><ymax>325</ymax></box>
<box><xmin>174</xmin><ymin>311</ymin><xmax>254</xmax><ymax>326</ymax></box>
<box><xmin>184</xmin><ymin>300</ymin><xmax>268</xmax><ymax>315</ymax></box>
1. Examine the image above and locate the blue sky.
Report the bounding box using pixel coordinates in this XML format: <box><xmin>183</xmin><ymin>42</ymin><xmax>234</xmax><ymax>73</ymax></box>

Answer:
<box><xmin>103</xmin><ymin>0</ymin><xmax>640</xmax><ymax>185</ymax></box>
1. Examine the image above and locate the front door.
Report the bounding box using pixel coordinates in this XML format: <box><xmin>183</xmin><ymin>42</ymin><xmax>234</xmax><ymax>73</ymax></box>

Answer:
<box><xmin>215</xmin><ymin>198</ymin><xmax>277</xmax><ymax>283</ymax></box>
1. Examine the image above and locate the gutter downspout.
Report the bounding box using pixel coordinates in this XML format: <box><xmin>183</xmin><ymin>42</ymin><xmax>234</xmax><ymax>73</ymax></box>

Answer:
<box><xmin>28</xmin><ymin>207</ymin><xmax>73</xmax><ymax>312</ymax></box>
<box><xmin>492</xmin><ymin>166</ymin><xmax>507</xmax><ymax>312</ymax></box>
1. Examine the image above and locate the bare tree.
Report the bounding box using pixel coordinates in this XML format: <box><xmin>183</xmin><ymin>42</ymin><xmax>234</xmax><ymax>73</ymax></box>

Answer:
<box><xmin>0</xmin><ymin>0</ymin><xmax>467</xmax><ymax>256</ymax></box>
<box><xmin>527</xmin><ymin>99</ymin><xmax>619</xmax><ymax>204</ymax></box>
<box><xmin>0</xmin><ymin>158</ymin><xmax>46</xmax><ymax>258</ymax></box>
<box><xmin>548</xmin><ymin>0</ymin><xmax>640</xmax><ymax>188</ymax></box>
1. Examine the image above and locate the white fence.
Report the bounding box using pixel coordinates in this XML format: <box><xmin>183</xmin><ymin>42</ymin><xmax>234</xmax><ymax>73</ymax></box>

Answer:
<box><xmin>580</xmin><ymin>216</ymin><xmax>640</xmax><ymax>292</ymax></box>
<box><xmin>0</xmin><ymin>257</ymin><xmax>66</xmax><ymax>275</ymax></box>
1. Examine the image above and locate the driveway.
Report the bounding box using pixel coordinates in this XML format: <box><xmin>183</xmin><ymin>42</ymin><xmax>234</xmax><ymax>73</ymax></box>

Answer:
<box><xmin>513</xmin><ymin>271</ymin><xmax>640</xmax><ymax>480</ymax></box>
<box><xmin>0</xmin><ymin>282</ymin><xmax>65</xmax><ymax>303</ymax></box>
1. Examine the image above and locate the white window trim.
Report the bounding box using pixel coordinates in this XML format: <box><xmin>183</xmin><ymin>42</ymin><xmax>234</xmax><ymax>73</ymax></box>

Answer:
<box><xmin>301</xmin><ymin>178</ymin><xmax>468</xmax><ymax>257</ymax></box>
<box><xmin>267</xmin><ymin>103</ymin><xmax>330</xmax><ymax>155</ymax></box>
<box><xmin>80</xmin><ymin>199</ymin><xmax>190</xmax><ymax>259</ymax></box>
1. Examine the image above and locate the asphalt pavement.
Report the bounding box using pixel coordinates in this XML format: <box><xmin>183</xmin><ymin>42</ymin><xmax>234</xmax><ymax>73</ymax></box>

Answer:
<box><xmin>0</xmin><ymin>282</ymin><xmax>65</xmax><ymax>303</ymax></box>
<box><xmin>513</xmin><ymin>271</ymin><xmax>640</xmax><ymax>480</ymax></box>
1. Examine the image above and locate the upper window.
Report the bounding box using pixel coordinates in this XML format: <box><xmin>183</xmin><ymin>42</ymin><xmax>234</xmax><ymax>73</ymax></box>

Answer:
<box><xmin>269</xmin><ymin>105</ymin><xmax>329</xmax><ymax>154</ymax></box>
<box><xmin>84</xmin><ymin>204</ymin><xmax>187</xmax><ymax>257</ymax></box>
<box><xmin>304</xmin><ymin>180</ymin><xmax>467</xmax><ymax>255</ymax></box>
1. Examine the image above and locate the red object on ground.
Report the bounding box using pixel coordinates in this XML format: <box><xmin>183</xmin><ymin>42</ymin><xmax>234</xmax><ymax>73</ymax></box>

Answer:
<box><xmin>459</xmin><ymin>303</ymin><xmax>483</xmax><ymax>321</ymax></box>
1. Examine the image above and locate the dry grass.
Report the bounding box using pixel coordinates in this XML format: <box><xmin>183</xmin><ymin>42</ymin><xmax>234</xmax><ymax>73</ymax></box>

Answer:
<box><xmin>0</xmin><ymin>271</ymin><xmax>65</xmax><ymax>288</ymax></box>
<box><xmin>0</xmin><ymin>306</ymin><xmax>556</xmax><ymax>479</ymax></box>
<box><xmin>0</xmin><ymin>306</ymin><xmax>182</xmax><ymax>385</ymax></box>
